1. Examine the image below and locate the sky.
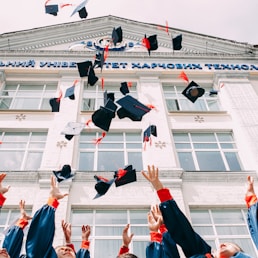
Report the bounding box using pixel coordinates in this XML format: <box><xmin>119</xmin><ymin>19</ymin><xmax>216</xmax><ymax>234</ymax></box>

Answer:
<box><xmin>0</xmin><ymin>0</ymin><xmax>257</xmax><ymax>44</ymax></box>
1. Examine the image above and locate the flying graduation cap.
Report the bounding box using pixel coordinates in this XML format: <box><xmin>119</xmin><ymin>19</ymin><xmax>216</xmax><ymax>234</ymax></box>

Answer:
<box><xmin>45</xmin><ymin>0</ymin><xmax>59</xmax><ymax>16</ymax></box>
<box><xmin>94</xmin><ymin>175</ymin><xmax>115</xmax><ymax>199</ymax></box>
<box><xmin>182</xmin><ymin>81</ymin><xmax>205</xmax><ymax>103</ymax></box>
<box><xmin>104</xmin><ymin>90</ymin><xmax>115</xmax><ymax>104</ymax></box>
<box><xmin>114</xmin><ymin>165</ymin><xmax>137</xmax><ymax>187</ymax></box>
<box><xmin>172</xmin><ymin>34</ymin><xmax>182</xmax><ymax>50</ymax></box>
<box><xmin>61</xmin><ymin>122</ymin><xmax>85</xmax><ymax>140</ymax></box>
<box><xmin>49</xmin><ymin>98</ymin><xmax>60</xmax><ymax>112</ymax></box>
<box><xmin>116</xmin><ymin>95</ymin><xmax>151</xmax><ymax>121</ymax></box>
<box><xmin>87</xmin><ymin>66</ymin><xmax>99</xmax><ymax>86</ymax></box>
<box><xmin>112</xmin><ymin>26</ymin><xmax>123</xmax><ymax>46</ymax></box>
<box><xmin>143</xmin><ymin>125</ymin><xmax>157</xmax><ymax>142</ymax></box>
<box><xmin>64</xmin><ymin>80</ymin><xmax>79</xmax><ymax>100</ymax></box>
<box><xmin>70</xmin><ymin>0</ymin><xmax>89</xmax><ymax>19</ymax></box>
<box><xmin>92</xmin><ymin>99</ymin><xmax>117</xmax><ymax>132</ymax></box>
<box><xmin>142</xmin><ymin>34</ymin><xmax>158</xmax><ymax>56</ymax></box>
<box><xmin>77</xmin><ymin>61</ymin><xmax>92</xmax><ymax>77</ymax></box>
<box><xmin>120</xmin><ymin>82</ymin><xmax>130</xmax><ymax>95</ymax></box>
<box><xmin>53</xmin><ymin>164</ymin><xmax>74</xmax><ymax>183</ymax></box>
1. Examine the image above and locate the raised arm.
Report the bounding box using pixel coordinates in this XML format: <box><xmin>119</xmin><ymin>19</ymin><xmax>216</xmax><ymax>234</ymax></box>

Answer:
<box><xmin>0</xmin><ymin>173</ymin><xmax>10</xmax><ymax>208</ymax></box>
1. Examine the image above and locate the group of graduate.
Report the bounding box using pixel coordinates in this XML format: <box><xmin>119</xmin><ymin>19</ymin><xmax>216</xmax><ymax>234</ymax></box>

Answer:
<box><xmin>0</xmin><ymin>166</ymin><xmax>257</xmax><ymax>258</ymax></box>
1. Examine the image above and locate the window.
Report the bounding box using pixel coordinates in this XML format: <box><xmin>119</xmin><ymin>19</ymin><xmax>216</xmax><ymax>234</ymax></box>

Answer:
<box><xmin>70</xmin><ymin>209</ymin><xmax>149</xmax><ymax>258</ymax></box>
<box><xmin>173</xmin><ymin>132</ymin><xmax>242</xmax><ymax>171</ymax></box>
<box><xmin>0</xmin><ymin>207</ymin><xmax>32</xmax><ymax>247</ymax></box>
<box><xmin>190</xmin><ymin>208</ymin><xmax>258</xmax><ymax>257</ymax></box>
<box><xmin>79</xmin><ymin>132</ymin><xmax>143</xmax><ymax>171</ymax></box>
<box><xmin>0</xmin><ymin>81</ymin><xmax>58</xmax><ymax>110</ymax></box>
<box><xmin>0</xmin><ymin>131</ymin><xmax>47</xmax><ymax>170</ymax></box>
<box><xmin>163</xmin><ymin>85</ymin><xmax>220</xmax><ymax>111</ymax></box>
<box><xmin>82</xmin><ymin>82</ymin><xmax>137</xmax><ymax>111</ymax></box>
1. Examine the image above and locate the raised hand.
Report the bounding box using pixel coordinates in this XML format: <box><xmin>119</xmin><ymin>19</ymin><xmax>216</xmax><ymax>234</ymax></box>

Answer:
<box><xmin>19</xmin><ymin>200</ymin><xmax>32</xmax><ymax>221</ymax></box>
<box><xmin>246</xmin><ymin>175</ymin><xmax>256</xmax><ymax>197</ymax></box>
<box><xmin>81</xmin><ymin>225</ymin><xmax>91</xmax><ymax>241</ymax></box>
<box><xmin>0</xmin><ymin>173</ymin><xmax>10</xmax><ymax>195</ymax></box>
<box><xmin>49</xmin><ymin>175</ymin><xmax>68</xmax><ymax>200</ymax></box>
<box><xmin>147</xmin><ymin>210</ymin><xmax>162</xmax><ymax>232</ymax></box>
<box><xmin>62</xmin><ymin>220</ymin><xmax>72</xmax><ymax>243</ymax></box>
<box><xmin>151</xmin><ymin>204</ymin><xmax>163</xmax><ymax>225</ymax></box>
<box><xmin>122</xmin><ymin>224</ymin><xmax>134</xmax><ymax>248</ymax></box>
<box><xmin>141</xmin><ymin>165</ymin><xmax>163</xmax><ymax>191</ymax></box>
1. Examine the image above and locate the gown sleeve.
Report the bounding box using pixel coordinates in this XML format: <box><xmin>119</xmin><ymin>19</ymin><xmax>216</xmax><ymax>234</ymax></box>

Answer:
<box><xmin>246</xmin><ymin>201</ymin><xmax>258</xmax><ymax>249</ymax></box>
<box><xmin>76</xmin><ymin>240</ymin><xmax>91</xmax><ymax>258</ymax></box>
<box><xmin>25</xmin><ymin>198</ymin><xmax>59</xmax><ymax>258</ymax></box>
<box><xmin>158</xmin><ymin>189</ymin><xmax>211</xmax><ymax>257</ymax></box>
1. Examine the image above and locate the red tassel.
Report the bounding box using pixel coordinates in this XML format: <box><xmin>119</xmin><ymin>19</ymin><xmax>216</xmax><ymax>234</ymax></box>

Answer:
<box><xmin>85</xmin><ymin>119</ymin><xmax>92</xmax><ymax>127</ymax></box>
<box><xmin>178</xmin><ymin>71</ymin><xmax>189</xmax><ymax>83</ymax></box>
<box><xmin>146</xmin><ymin>104</ymin><xmax>156</xmax><ymax>110</ymax></box>
<box><xmin>73</xmin><ymin>79</ymin><xmax>79</xmax><ymax>86</ymax></box>
<box><xmin>97</xmin><ymin>175</ymin><xmax>109</xmax><ymax>182</ymax></box>
<box><xmin>116</xmin><ymin>169</ymin><xmax>126</xmax><ymax>180</ymax></box>
<box><xmin>60</xmin><ymin>3</ymin><xmax>73</xmax><ymax>8</ymax></box>
<box><xmin>134</xmin><ymin>105</ymin><xmax>150</xmax><ymax>113</ymax></box>
<box><xmin>93</xmin><ymin>132</ymin><xmax>106</xmax><ymax>145</ymax></box>
<box><xmin>142</xmin><ymin>38</ymin><xmax>150</xmax><ymax>50</ymax></box>
<box><xmin>45</xmin><ymin>0</ymin><xmax>51</xmax><ymax>6</ymax></box>
<box><xmin>127</xmin><ymin>82</ymin><xmax>132</xmax><ymax>88</ymax></box>
<box><xmin>104</xmin><ymin>46</ymin><xmax>109</xmax><ymax>60</ymax></box>
<box><xmin>101</xmin><ymin>78</ymin><xmax>104</xmax><ymax>90</ymax></box>
<box><xmin>56</xmin><ymin>90</ymin><xmax>63</xmax><ymax>103</ymax></box>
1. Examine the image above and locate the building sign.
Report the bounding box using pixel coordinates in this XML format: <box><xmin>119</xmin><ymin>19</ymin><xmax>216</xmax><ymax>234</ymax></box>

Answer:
<box><xmin>0</xmin><ymin>60</ymin><xmax>258</xmax><ymax>71</ymax></box>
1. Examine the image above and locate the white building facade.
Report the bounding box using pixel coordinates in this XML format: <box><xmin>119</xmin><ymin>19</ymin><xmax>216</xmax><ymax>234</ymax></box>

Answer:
<box><xmin>0</xmin><ymin>15</ymin><xmax>258</xmax><ymax>257</ymax></box>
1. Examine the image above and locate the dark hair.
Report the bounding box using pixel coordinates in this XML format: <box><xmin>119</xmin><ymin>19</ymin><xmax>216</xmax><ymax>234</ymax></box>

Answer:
<box><xmin>117</xmin><ymin>253</ymin><xmax>138</xmax><ymax>258</ymax></box>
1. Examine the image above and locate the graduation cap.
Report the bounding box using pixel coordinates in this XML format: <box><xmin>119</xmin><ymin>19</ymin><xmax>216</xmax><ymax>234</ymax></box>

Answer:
<box><xmin>94</xmin><ymin>175</ymin><xmax>115</xmax><ymax>199</ymax></box>
<box><xmin>182</xmin><ymin>81</ymin><xmax>205</xmax><ymax>103</ymax></box>
<box><xmin>70</xmin><ymin>0</ymin><xmax>88</xmax><ymax>19</ymax></box>
<box><xmin>92</xmin><ymin>99</ymin><xmax>117</xmax><ymax>132</ymax></box>
<box><xmin>143</xmin><ymin>125</ymin><xmax>157</xmax><ymax>142</ymax></box>
<box><xmin>172</xmin><ymin>34</ymin><xmax>182</xmax><ymax>50</ymax></box>
<box><xmin>45</xmin><ymin>4</ymin><xmax>59</xmax><ymax>16</ymax></box>
<box><xmin>64</xmin><ymin>86</ymin><xmax>75</xmax><ymax>100</ymax></box>
<box><xmin>142</xmin><ymin>34</ymin><xmax>158</xmax><ymax>56</ymax></box>
<box><xmin>53</xmin><ymin>164</ymin><xmax>74</xmax><ymax>183</ymax></box>
<box><xmin>77</xmin><ymin>61</ymin><xmax>92</xmax><ymax>77</ymax></box>
<box><xmin>93</xmin><ymin>51</ymin><xmax>105</xmax><ymax>71</ymax></box>
<box><xmin>114</xmin><ymin>165</ymin><xmax>137</xmax><ymax>187</ymax></box>
<box><xmin>112</xmin><ymin>26</ymin><xmax>123</xmax><ymax>46</ymax></box>
<box><xmin>61</xmin><ymin>122</ymin><xmax>85</xmax><ymax>140</ymax></box>
<box><xmin>104</xmin><ymin>90</ymin><xmax>115</xmax><ymax>105</ymax></box>
<box><xmin>116</xmin><ymin>95</ymin><xmax>151</xmax><ymax>121</ymax></box>
<box><xmin>49</xmin><ymin>98</ymin><xmax>60</xmax><ymax>112</ymax></box>
<box><xmin>209</xmin><ymin>89</ymin><xmax>218</xmax><ymax>96</ymax></box>
<box><xmin>87</xmin><ymin>66</ymin><xmax>99</xmax><ymax>86</ymax></box>
<box><xmin>120</xmin><ymin>82</ymin><xmax>130</xmax><ymax>95</ymax></box>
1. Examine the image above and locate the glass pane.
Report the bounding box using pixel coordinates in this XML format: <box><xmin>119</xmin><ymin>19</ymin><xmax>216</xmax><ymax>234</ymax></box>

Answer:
<box><xmin>192</xmin><ymin>226</ymin><xmax>214</xmax><ymax>235</ymax></box>
<box><xmin>0</xmin><ymin>142</ymin><xmax>27</xmax><ymax>148</ymax></box>
<box><xmin>82</xmin><ymin>98</ymin><xmax>95</xmax><ymax>111</ymax></box>
<box><xmin>71</xmin><ymin>211</ymin><xmax>93</xmax><ymax>225</ymax></box>
<box><xmin>196</xmin><ymin>151</ymin><xmax>226</xmax><ymax>171</ymax></box>
<box><xmin>0</xmin><ymin>151</ymin><xmax>23</xmax><ymax>170</ymax></box>
<box><xmin>212</xmin><ymin>210</ymin><xmax>245</xmax><ymax>224</ymax></box>
<box><xmin>95</xmin><ymin>210</ymin><xmax>127</xmax><ymax>224</ymax></box>
<box><xmin>216</xmin><ymin>226</ymin><xmax>248</xmax><ymax>235</ymax></box>
<box><xmin>126</xmin><ymin>133</ymin><xmax>141</xmax><ymax>142</ymax></box>
<box><xmin>220</xmin><ymin>143</ymin><xmax>235</xmax><ymax>148</ymax></box>
<box><xmin>0</xmin><ymin>98</ymin><xmax>12</xmax><ymax>109</ymax></box>
<box><xmin>166</xmin><ymin>99</ymin><xmax>179</xmax><ymax>111</ymax></box>
<box><xmin>12</xmin><ymin>98</ymin><xmax>40</xmax><ymax>109</ymax></box>
<box><xmin>217</xmin><ymin>133</ymin><xmax>233</xmax><ymax>142</ymax></box>
<box><xmin>178</xmin><ymin>152</ymin><xmax>195</xmax><ymax>171</ymax></box>
<box><xmin>131</xmin><ymin>226</ymin><xmax>149</xmax><ymax>235</ymax></box>
<box><xmin>24</xmin><ymin>152</ymin><xmax>42</xmax><ymax>170</ymax></box>
<box><xmin>41</xmin><ymin>99</ymin><xmax>52</xmax><ymax>110</ymax></box>
<box><xmin>0</xmin><ymin>211</ymin><xmax>8</xmax><ymax>224</ymax></box>
<box><xmin>130</xmin><ymin>210</ymin><xmax>149</xmax><ymax>224</ymax></box>
<box><xmin>95</xmin><ymin>226</ymin><xmax>124</xmax><ymax>236</ymax></box>
<box><xmin>190</xmin><ymin>210</ymin><xmax>211</xmax><ymax>224</ymax></box>
<box><xmin>30</xmin><ymin>132</ymin><xmax>47</xmax><ymax>141</ymax></box>
<box><xmin>193</xmin><ymin>100</ymin><xmax>207</xmax><ymax>111</ymax></box>
<box><xmin>193</xmin><ymin>143</ymin><xmax>218</xmax><ymax>149</ymax></box>
<box><xmin>128</xmin><ymin>152</ymin><xmax>142</xmax><ymax>170</ymax></box>
<box><xmin>3</xmin><ymin>132</ymin><xmax>29</xmax><ymax>141</ymax></box>
<box><xmin>180</xmin><ymin>99</ymin><xmax>196</xmax><ymax>111</ymax></box>
<box><xmin>80</xmin><ymin>133</ymin><xmax>97</xmax><ymax>141</ymax></box>
<box><xmin>126</xmin><ymin>143</ymin><xmax>142</xmax><ymax>149</ymax></box>
<box><xmin>98</xmin><ymin>151</ymin><xmax>124</xmax><ymax>171</ymax></box>
<box><xmin>98</xmin><ymin>143</ymin><xmax>123</xmax><ymax>149</ymax></box>
<box><xmin>207</xmin><ymin>100</ymin><xmax>219</xmax><ymax>111</ymax></box>
<box><xmin>9</xmin><ymin>210</ymin><xmax>21</xmax><ymax>222</ymax></box>
<box><xmin>224</xmin><ymin>152</ymin><xmax>242</xmax><ymax>171</ymax></box>
<box><xmin>28</xmin><ymin>143</ymin><xmax>46</xmax><ymax>148</ymax></box>
<box><xmin>175</xmin><ymin>143</ymin><xmax>191</xmax><ymax>148</ymax></box>
<box><xmin>18</xmin><ymin>85</ymin><xmax>43</xmax><ymax>91</ymax></box>
<box><xmin>94</xmin><ymin>239</ymin><xmax>120</xmax><ymax>258</ymax></box>
<box><xmin>79</xmin><ymin>152</ymin><xmax>94</xmax><ymax>171</ymax></box>
<box><xmin>191</xmin><ymin>133</ymin><xmax>216</xmax><ymax>142</ymax></box>
<box><xmin>173</xmin><ymin>133</ymin><xmax>189</xmax><ymax>142</ymax></box>
<box><xmin>103</xmin><ymin>133</ymin><xmax>123</xmax><ymax>141</ymax></box>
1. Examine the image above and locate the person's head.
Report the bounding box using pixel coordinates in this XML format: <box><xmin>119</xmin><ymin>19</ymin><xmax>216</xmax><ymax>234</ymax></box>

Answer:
<box><xmin>55</xmin><ymin>245</ymin><xmax>76</xmax><ymax>258</ymax></box>
<box><xmin>213</xmin><ymin>242</ymin><xmax>243</xmax><ymax>258</ymax></box>
<box><xmin>0</xmin><ymin>248</ymin><xmax>10</xmax><ymax>258</ymax></box>
<box><xmin>117</xmin><ymin>253</ymin><xmax>138</xmax><ymax>258</ymax></box>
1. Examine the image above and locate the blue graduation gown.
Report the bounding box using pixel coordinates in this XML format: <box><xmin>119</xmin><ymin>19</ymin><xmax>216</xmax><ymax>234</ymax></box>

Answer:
<box><xmin>247</xmin><ymin>202</ymin><xmax>258</xmax><ymax>249</ymax></box>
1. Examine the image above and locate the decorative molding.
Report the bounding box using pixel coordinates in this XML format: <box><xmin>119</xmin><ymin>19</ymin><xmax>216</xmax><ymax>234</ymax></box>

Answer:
<box><xmin>56</xmin><ymin>141</ymin><xmax>67</xmax><ymax>148</ymax></box>
<box><xmin>194</xmin><ymin>115</ymin><xmax>204</xmax><ymax>123</ymax></box>
<box><xmin>155</xmin><ymin>141</ymin><xmax>166</xmax><ymax>149</ymax></box>
<box><xmin>15</xmin><ymin>113</ymin><xmax>26</xmax><ymax>121</ymax></box>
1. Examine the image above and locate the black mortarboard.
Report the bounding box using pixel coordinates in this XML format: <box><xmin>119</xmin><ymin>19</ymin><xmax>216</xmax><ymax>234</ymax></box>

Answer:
<box><xmin>61</xmin><ymin>122</ymin><xmax>85</xmax><ymax>140</ymax></box>
<box><xmin>77</xmin><ymin>61</ymin><xmax>92</xmax><ymax>77</ymax></box>
<box><xmin>94</xmin><ymin>175</ymin><xmax>115</xmax><ymax>199</ymax></box>
<box><xmin>182</xmin><ymin>81</ymin><xmax>205</xmax><ymax>103</ymax></box>
<box><xmin>93</xmin><ymin>51</ymin><xmax>105</xmax><ymax>71</ymax></box>
<box><xmin>64</xmin><ymin>86</ymin><xmax>75</xmax><ymax>100</ymax></box>
<box><xmin>143</xmin><ymin>34</ymin><xmax>158</xmax><ymax>56</ymax></box>
<box><xmin>70</xmin><ymin>0</ymin><xmax>88</xmax><ymax>19</ymax></box>
<box><xmin>53</xmin><ymin>164</ymin><xmax>74</xmax><ymax>183</ymax></box>
<box><xmin>45</xmin><ymin>4</ymin><xmax>59</xmax><ymax>16</ymax></box>
<box><xmin>209</xmin><ymin>89</ymin><xmax>218</xmax><ymax>96</ymax></box>
<box><xmin>116</xmin><ymin>95</ymin><xmax>151</xmax><ymax>121</ymax></box>
<box><xmin>120</xmin><ymin>82</ymin><xmax>130</xmax><ymax>95</ymax></box>
<box><xmin>172</xmin><ymin>34</ymin><xmax>182</xmax><ymax>50</ymax></box>
<box><xmin>112</xmin><ymin>26</ymin><xmax>123</xmax><ymax>46</ymax></box>
<box><xmin>87</xmin><ymin>66</ymin><xmax>99</xmax><ymax>86</ymax></box>
<box><xmin>114</xmin><ymin>165</ymin><xmax>137</xmax><ymax>187</ymax></box>
<box><xmin>92</xmin><ymin>99</ymin><xmax>117</xmax><ymax>132</ymax></box>
<box><xmin>104</xmin><ymin>90</ymin><xmax>115</xmax><ymax>105</ymax></box>
<box><xmin>143</xmin><ymin>125</ymin><xmax>157</xmax><ymax>142</ymax></box>
<box><xmin>49</xmin><ymin>98</ymin><xmax>60</xmax><ymax>112</ymax></box>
